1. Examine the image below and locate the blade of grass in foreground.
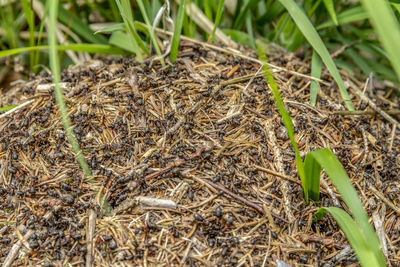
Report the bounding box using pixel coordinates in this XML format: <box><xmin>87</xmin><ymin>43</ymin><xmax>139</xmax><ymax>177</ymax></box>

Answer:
<box><xmin>208</xmin><ymin>0</ymin><xmax>225</xmax><ymax>43</ymax></box>
<box><xmin>360</xmin><ymin>0</ymin><xmax>400</xmax><ymax>82</ymax></box>
<box><xmin>315</xmin><ymin>207</ymin><xmax>384</xmax><ymax>267</ymax></box>
<box><xmin>256</xmin><ymin>40</ymin><xmax>308</xmax><ymax>202</ymax></box>
<box><xmin>0</xmin><ymin>44</ymin><xmax>124</xmax><ymax>58</ymax></box>
<box><xmin>170</xmin><ymin>0</ymin><xmax>186</xmax><ymax>63</ymax></box>
<box><xmin>278</xmin><ymin>0</ymin><xmax>354</xmax><ymax>111</ymax></box>
<box><xmin>305</xmin><ymin>148</ymin><xmax>386</xmax><ymax>266</ymax></box>
<box><xmin>48</xmin><ymin>0</ymin><xmax>111</xmax><ymax>214</ymax></box>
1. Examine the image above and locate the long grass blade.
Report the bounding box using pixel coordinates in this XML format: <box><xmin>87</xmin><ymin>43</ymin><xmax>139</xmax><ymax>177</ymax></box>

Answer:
<box><xmin>278</xmin><ymin>0</ymin><xmax>354</xmax><ymax>111</ymax></box>
<box><xmin>208</xmin><ymin>0</ymin><xmax>225</xmax><ymax>43</ymax></box>
<box><xmin>315</xmin><ymin>207</ymin><xmax>384</xmax><ymax>267</ymax></box>
<box><xmin>21</xmin><ymin>0</ymin><xmax>35</xmax><ymax>71</ymax></box>
<box><xmin>256</xmin><ymin>40</ymin><xmax>307</xmax><ymax>202</ymax></box>
<box><xmin>360</xmin><ymin>0</ymin><xmax>400</xmax><ymax>83</ymax></box>
<box><xmin>304</xmin><ymin>148</ymin><xmax>386</xmax><ymax>266</ymax></box>
<box><xmin>322</xmin><ymin>0</ymin><xmax>338</xmax><ymax>25</ymax></box>
<box><xmin>48</xmin><ymin>0</ymin><xmax>111</xmax><ymax>214</ymax></box>
<box><xmin>317</xmin><ymin>5</ymin><xmax>368</xmax><ymax>29</ymax></box>
<box><xmin>115</xmin><ymin>0</ymin><xmax>147</xmax><ymax>60</ymax></box>
<box><xmin>48</xmin><ymin>0</ymin><xmax>92</xmax><ymax>178</ymax></box>
<box><xmin>0</xmin><ymin>44</ymin><xmax>124</xmax><ymax>58</ymax></box>
<box><xmin>170</xmin><ymin>0</ymin><xmax>186</xmax><ymax>63</ymax></box>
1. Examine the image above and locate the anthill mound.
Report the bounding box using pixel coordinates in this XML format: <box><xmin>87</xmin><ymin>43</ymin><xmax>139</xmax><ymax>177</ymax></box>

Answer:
<box><xmin>0</xmin><ymin>41</ymin><xmax>399</xmax><ymax>266</ymax></box>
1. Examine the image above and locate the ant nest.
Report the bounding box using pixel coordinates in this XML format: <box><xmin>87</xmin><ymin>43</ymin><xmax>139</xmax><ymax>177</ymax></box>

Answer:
<box><xmin>0</xmin><ymin>41</ymin><xmax>399</xmax><ymax>266</ymax></box>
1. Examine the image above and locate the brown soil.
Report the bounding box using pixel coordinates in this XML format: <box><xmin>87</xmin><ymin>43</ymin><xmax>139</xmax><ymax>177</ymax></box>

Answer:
<box><xmin>0</xmin><ymin>41</ymin><xmax>399</xmax><ymax>267</ymax></box>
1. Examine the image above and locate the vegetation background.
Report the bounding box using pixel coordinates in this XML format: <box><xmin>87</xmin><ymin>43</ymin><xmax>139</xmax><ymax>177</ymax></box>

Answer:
<box><xmin>1</xmin><ymin>0</ymin><xmax>400</xmax><ymax>94</ymax></box>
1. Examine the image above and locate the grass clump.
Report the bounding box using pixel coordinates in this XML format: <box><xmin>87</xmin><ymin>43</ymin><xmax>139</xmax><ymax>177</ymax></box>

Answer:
<box><xmin>256</xmin><ymin>41</ymin><xmax>386</xmax><ymax>267</ymax></box>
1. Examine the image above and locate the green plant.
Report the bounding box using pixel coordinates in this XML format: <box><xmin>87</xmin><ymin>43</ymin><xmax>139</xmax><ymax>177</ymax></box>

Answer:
<box><xmin>48</xmin><ymin>0</ymin><xmax>111</xmax><ymax>214</ymax></box>
<box><xmin>256</xmin><ymin>41</ymin><xmax>386</xmax><ymax>267</ymax></box>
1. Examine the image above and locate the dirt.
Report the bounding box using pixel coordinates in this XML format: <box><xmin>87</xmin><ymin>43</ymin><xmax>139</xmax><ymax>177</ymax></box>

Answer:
<box><xmin>0</xmin><ymin>41</ymin><xmax>399</xmax><ymax>266</ymax></box>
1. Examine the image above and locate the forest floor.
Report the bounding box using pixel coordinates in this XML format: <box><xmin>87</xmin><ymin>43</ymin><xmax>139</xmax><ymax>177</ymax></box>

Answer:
<box><xmin>0</xmin><ymin>41</ymin><xmax>399</xmax><ymax>267</ymax></box>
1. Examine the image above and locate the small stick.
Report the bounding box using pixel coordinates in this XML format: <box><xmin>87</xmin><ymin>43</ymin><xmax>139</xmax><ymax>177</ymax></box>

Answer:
<box><xmin>349</xmin><ymin>84</ymin><xmax>400</xmax><ymax>129</ymax></box>
<box><xmin>370</xmin><ymin>185</ymin><xmax>400</xmax><ymax>216</ymax></box>
<box><xmin>144</xmin><ymin>160</ymin><xmax>184</xmax><ymax>181</ymax></box>
<box><xmin>201</xmin><ymin>178</ymin><xmax>289</xmax><ymax>223</ymax></box>
<box><xmin>388</xmin><ymin>124</ymin><xmax>396</xmax><ymax>152</ymax></box>
<box><xmin>86</xmin><ymin>209</ymin><xmax>96</xmax><ymax>267</ymax></box>
<box><xmin>244</xmin><ymin>106</ymin><xmax>269</xmax><ymax>120</ymax></box>
<box><xmin>2</xmin><ymin>229</ymin><xmax>34</xmax><ymax>267</ymax></box>
<box><xmin>333</xmin><ymin>109</ymin><xmax>400</xmax><ymax>116</ymax></box>
<box><xmin>136</xmin><ymin>197</ymin><xmax>177</xmax><ymax>209</ymax></box>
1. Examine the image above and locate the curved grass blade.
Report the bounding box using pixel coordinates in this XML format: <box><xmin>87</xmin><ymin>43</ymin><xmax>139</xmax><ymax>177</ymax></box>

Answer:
<box><xmin>21</xmin><ymin>0</ymin><xmax>35</xmax><ymax>71</ymax></box>
<box><xmin>0</xmin><ymin>44</ymin><xmax>125</xmax><ymax>58</ymax></box>
<box><xmin>278</xmin><ymin>0</ymin><xmax>354</xmax><ymax>111</ymax></box>
<box><xmin>48</xmin><ymin>0</ymin><xmax>92</xmax><ymax>178</ymax></box>
<box><xmin>48</xmin><ymin>0</ymin><xmax>112</xmax><ymax>215</ymax></box>
<box><xmin>304</xmin><ymin>148</ymin><xmax>386</xmax><ymax>266</ymax></box>
<box><xmin>317</xmin><ymin>6</ymin><xmax>368</xmax><ymax>29</ymax></box>
<box><xmin>256</xmin><ymin>40</ymin><xmax>308</xmax><ymax>202</ymax></box>
<box><xmin>136</xmin><ymin>0</ymin><xmax>165</xmax><ymax>66</ymax></box>
<box><xmin>115</xmin><ymin>0</ymin><xmax>148</xmax><ymax>60</ymax></box>
<box><xmin>360</xmin><ymin>0</ymin><xmax>400</xmax><ymax>82</ymax></box>
<box><xmin>315</xmin><ymin>207</ymin><xmax>384</xmax><ymax>267</ymax></box>
<box><xmin>170</xmin><ymin>0</ymin><xmax>186</xmax><ymax>63</ymax></box>
<box><xmin>208</xmin><ymin>0</ymin><xmax>225</xmax><ymax>43</ymax></box>
<box><xmin>322</xmin><ymin>0</ymin><xmax>338</xmax><ymax>25</ymax></box>
<box><xmin>310</xmin><ymin>51</ymin><xmax>322</xmax><ymax>106</ymax></box>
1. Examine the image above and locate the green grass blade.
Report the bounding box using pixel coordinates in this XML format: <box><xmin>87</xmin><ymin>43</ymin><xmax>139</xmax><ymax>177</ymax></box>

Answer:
<box><xmin>322</xmin><ymin>0</ymin><xmax>338</xmax><ymax>25</ymax></box>
<box><xmin>278</xmin><ymin>0</ymin><xmax>354</xmax><ymax>111</ymax></box>
<box><xmin>233</xmin><ymin>0</ymin><xmax>259</xmax><ymax>30</ymax></box>
<box><xmin>317</xmin><ymin>5</ymin><xmax>368</xmax><ymax>29</ymax></box>
<box><xmin>136</xmin><ymin>0</ymin><xmax>165</xmax><ymax>66</ymax></box>
<box><xmin>208</xmin><ymin>0</ymin><xmax>225</xmax><ymax>43</ymax></box>
<box><xmin>315</xmin><ymin>207</ymin><xmax>383</xmax><ymax>267</ymax></box>
<box><xmin>109</xmin><ymin>31</ymin><xmax>137</xmax><ymax>53</ymax></box>
<box><xmin>115</xmin><ymin>0</ymin><xmax>147</xmax><ymax>60</ymax></box>
<box><xmin>48</xmin><ymin>0</ymin><xmax>92</xmax><ymax>178</ymax></box>
<box><xmin>48</xmin><ymin>0</ymin><xmax>111</xmax><ymax>214</ymax></box>
<box><xmin>360</xmin><ymin>0</ymin><xmax>400</xmax><ymax>83</ymax></box>
<box><xmin>310</xmin><ymin>51</ymin><xmax>322</xmax><ymax>106</ymax></box>
<box><xmin>305</xmin><ymin>148</ymin><xmax>386</xmax><ymax>266</ymax></box>
<box><xmin>21</xmin><ymin>0</ymin><xmax>35</xmax><ymax>71</ymax></box>
<box><xmin>256</xmin><ymin>40</ymin><xmax>307</xmax><ymax>202</ymax></box>
<box><xmin>245</xmin><ymin>9</ymin><xmax>255</xmax><ymax>48</ymax></box>
<box><xmin>170</xmin><ymin>0</ymin><xmax>186</xmax><ymax>63</ymax></box>
<box><xmin>0</xmin><ymin>44</ymin><xmax>124</xmax><ymax>58</ymax></box>
<box><xmin>0</xmin><ymin>105</ymin><xmax>18</xmax><ymax>112</ymax></box>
